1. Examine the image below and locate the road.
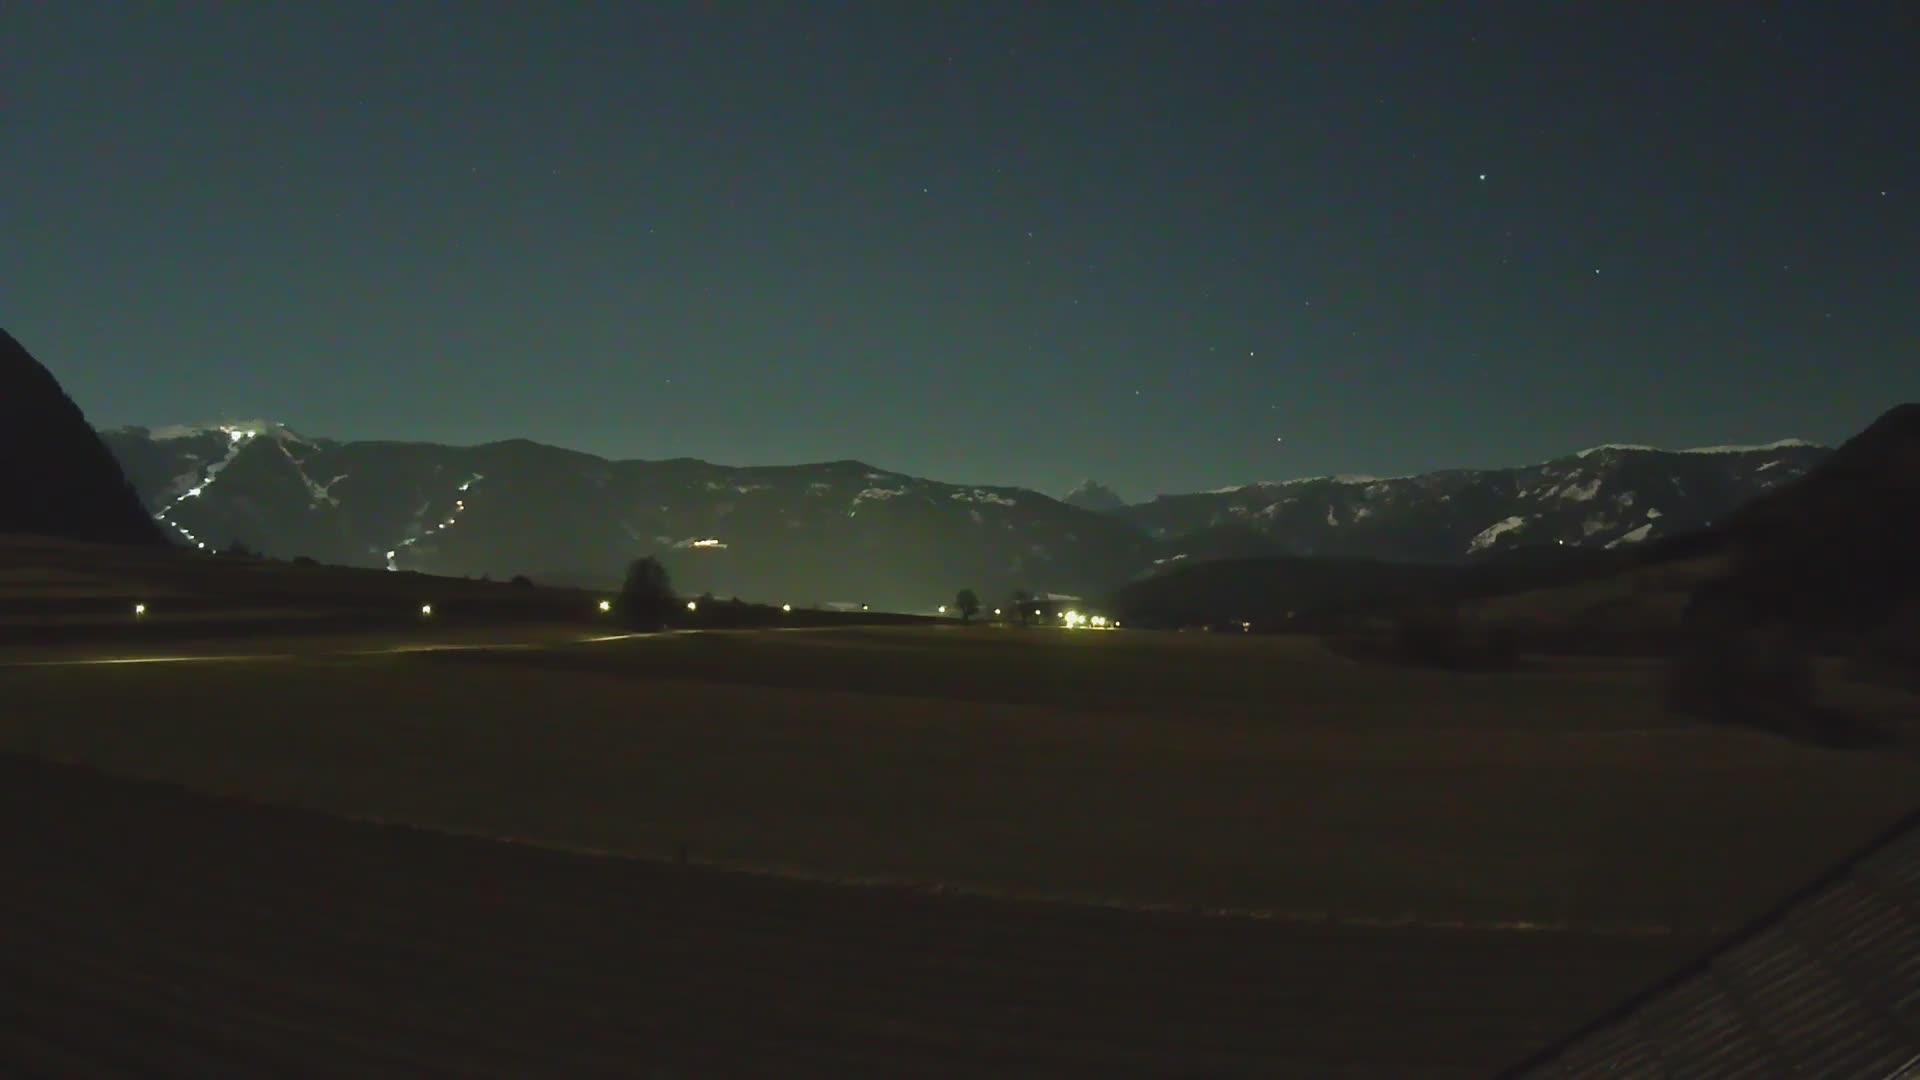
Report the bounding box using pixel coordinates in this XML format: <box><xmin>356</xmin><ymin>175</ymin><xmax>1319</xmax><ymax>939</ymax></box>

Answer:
<box><xmin>0</xmin><ymin>752</ymin><xmax>1704</xmax><ymax>1077</ymax></box>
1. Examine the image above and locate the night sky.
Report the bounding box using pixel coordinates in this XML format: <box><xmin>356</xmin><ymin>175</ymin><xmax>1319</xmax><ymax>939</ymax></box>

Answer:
<box><xmin>6</xmin><ymin>3</ymin><xmax>1915</xmax><ymax>500</ymax></box>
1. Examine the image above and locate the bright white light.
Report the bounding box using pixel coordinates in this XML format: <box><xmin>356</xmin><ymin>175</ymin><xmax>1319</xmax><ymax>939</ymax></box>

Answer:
<box><xmin>686</xmin><ymin>600</ymin><xmax>698</xmax><ymax>611</ymax></box>
<box><xmin>386</xmin><ymin>550</ymin><xmax>397</xmax><ymax>559</ymax></box>
<box><xmin>133</xmin><ymin>603</ymin><xmax>147</xmax><ymax>616</ymax></box>
<box><xmin>420</xmin><ymin>603</ymin><xmax>433</xmax><ymax>617</ymax></box>
<box><xmin>597</xmin><ymin>599</ymin><xmax>612</xmax><ymax>613</ymax></box>
<box><xmin>1242</xmin><ymin>621</ymin><xmax>1252</xmax><ymax>632</ymax></box>
<box><xmin>938</xmin><ymin>605</ymin><xmax>947</xmax><ymax>613</ymax></box>
<box><xmin>993</xmin><ymin>608</ymin><xmax>1001</xmax><ymax>616</ymax></box>
<box><xmin>196</xmin><ymin>542</ymin><xmax>205</xmax><ymax>549</ymax></box>
<box><xmin>861</xmin><ymin>604</ymin><xmax>869</xmax><ymax>611</ymax></box>
<box><xmin>781</xmin><ymin>603</ymin><xmax>792</xmax><ymax>613</ymax></box>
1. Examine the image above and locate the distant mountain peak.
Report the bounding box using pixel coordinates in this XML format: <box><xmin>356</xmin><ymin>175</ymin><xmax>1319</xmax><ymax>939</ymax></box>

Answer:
<box><xmin>145</xmin><ymin>419</ymin><xmax>307</xmax><ymax>445</ymax></box>
<box><xmin>1062</xmin><ymin>479</ymin><xmax>1126</xmax><ymax>513</ymax></box>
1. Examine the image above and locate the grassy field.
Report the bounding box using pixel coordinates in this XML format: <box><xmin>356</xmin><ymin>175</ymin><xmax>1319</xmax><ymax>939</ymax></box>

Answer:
<box><xmin>4</xmin><ymin>625</ymin><xmax>1915</xmax><ymax>932</ymax></box>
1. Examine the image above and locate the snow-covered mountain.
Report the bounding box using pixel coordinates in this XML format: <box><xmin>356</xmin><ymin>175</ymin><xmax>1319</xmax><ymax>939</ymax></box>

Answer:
<box><xmin>1061</xmin><ymin>480</ymin><xmax>1126</xmax><ymax>514</ymax></box>
<box><xmin>1114</xmin><ymin>440</ymin><xmax>1828</xmax><ymax>565</ymax></box>
<box><xmin>99</xmin><ymin>425</ymin><xmax>1154</xmax><ymax>609</ymax></box>
<box><xmin>97</xmin><ymin>423</ymin><xmax>1829</xmax><ymax>604</ymax></box>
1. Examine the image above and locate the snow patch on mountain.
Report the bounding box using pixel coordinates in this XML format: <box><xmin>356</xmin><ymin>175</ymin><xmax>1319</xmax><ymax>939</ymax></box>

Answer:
<box><xmin>1469</xmin><ymin>515</ymin><xmax>1528</xmax><ymax>553</ymax></box>
<box><xmin>953</xmin><ymin>489</ymin><xmax>1017</xmax><ymax>506</ymax></box>
<box><xmin>1554</xmin><ymin>476</ymin><xmax>1602</xmax><ymax>502</ymax></box>
<box><xmin>1574</xmin><ymin>437</ymin><xmax>1814</xmax><ymax>460</ymax></box>
<box><xmin>1207</xmin><ymin>474</ymin><xmax>1401</xmax><ymax>495</ymax></box>
<box><xmin>1606</xmin><ymin>523</ymin><xmax>1654</xmax><ymax>548</ymax></box>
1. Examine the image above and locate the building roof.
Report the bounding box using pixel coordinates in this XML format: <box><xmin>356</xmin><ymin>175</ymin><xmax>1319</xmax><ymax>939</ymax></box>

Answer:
<box><xmin>1506</xmin><ymin>810</ymin><xmax>1920</xmax><ymax>1078</ymax></box>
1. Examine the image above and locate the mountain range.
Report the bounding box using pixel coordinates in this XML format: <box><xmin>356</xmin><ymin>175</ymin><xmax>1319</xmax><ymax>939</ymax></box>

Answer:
<box><xmin>95</xmin><ymin>420</ymin><xmax>1827</xmax><ymax>610</ymax></box>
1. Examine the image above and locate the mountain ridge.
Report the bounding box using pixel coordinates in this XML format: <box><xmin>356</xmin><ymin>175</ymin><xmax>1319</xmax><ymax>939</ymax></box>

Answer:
<box><xmin>97</xmin><ymin>419</ymin><xmax>1832</xmax><ymax>608</ymax></box>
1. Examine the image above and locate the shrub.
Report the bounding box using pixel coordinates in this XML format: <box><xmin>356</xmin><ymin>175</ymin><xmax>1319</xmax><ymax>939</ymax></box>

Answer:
<box><xmin>1846</xmin><ymin>608</ymin><xmax>1920</xmax><ymax>692</ymax></box>
<box><xmin>291</xmin><ymin>555</ymin><xmax>319</xmax><ymax>567</ymax></box>
<box><xmin>617</xmin><ymin>557</ymin><xmax>676</xmax><ymax>629</ymax></box>
<box><xmin>1388</xmin><ymin>610</ymin><xmax>1520</xmax><ymax>670</ymax></box>
<box><xmin>510</xmin><ymin>574</ymin><xmax>534</xmax><ymax>588</ymax></box>
<box><xmin>1665</xmin><ymin>620</ymin><xmax>1871</xmax><ymax>746</ymax></box>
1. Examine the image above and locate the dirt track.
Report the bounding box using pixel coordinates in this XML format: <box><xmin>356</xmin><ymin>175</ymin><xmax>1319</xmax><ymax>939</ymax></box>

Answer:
<box><xmin>0</xmin><ymin>754</ymin><xmax>1710</xmax><ymax>1078</ymax></box>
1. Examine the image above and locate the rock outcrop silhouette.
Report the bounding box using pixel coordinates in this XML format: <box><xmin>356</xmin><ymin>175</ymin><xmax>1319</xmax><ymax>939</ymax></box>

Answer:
<box><xmin>1</xmin><ymin>329</ymin><xmax>167</xmax><ymax>547</ymax></box>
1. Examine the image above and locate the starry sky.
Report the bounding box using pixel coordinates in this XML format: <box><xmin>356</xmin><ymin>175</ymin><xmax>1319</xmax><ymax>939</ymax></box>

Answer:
<box><xmin>5</xmin><ymin>3</ymin><xmax>1915</xmax><ymax>500</ymax></box>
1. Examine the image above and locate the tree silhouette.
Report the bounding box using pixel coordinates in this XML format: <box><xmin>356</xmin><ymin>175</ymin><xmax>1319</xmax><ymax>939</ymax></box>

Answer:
<box><xmin>1010</xmin><ymin>588</ymin><xmax>1034</xmax><ymax>626</ymax></box>
<box><xmin>618</xmin><ymin>556</ymin><xmax>676</xmax><ymax>629</ymax></box>
<box><xmin>954</xmin><ymin>588</ymin><xmax>981</xmax><ymax>623</ymax></box>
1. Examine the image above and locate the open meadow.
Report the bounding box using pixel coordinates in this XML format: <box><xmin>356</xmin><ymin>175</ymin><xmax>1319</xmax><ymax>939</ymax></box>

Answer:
<box><xmin>5</xmin><ymin>623</ymin><xmax>1914</xmax><ymax>932</ymax></box>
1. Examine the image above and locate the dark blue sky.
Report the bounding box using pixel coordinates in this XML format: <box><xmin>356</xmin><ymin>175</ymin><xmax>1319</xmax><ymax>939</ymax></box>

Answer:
<box><xmin>5</xmin><ymin>3</ymin><xmax>1915</xmax><ymax>498</ymax></box>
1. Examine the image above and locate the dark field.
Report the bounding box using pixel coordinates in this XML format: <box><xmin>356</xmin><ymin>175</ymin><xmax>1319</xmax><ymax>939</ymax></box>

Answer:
<box><xmin>4</xmin><ymin>623</ymin><xmax>1916</xmax><ymax>1075</ymax></box>
<box><xmin>2</xmin><ymin>753</ymin><xmax>1700</xmax><ymax>1078</ymax></box>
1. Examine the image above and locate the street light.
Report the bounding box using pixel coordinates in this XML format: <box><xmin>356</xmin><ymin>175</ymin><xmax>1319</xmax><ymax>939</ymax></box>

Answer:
<box><xmin>420</xmin><ymin>603</ymin><xmax>433</xmax><ymax>617</ymax></box>
<box><xmin>597</xmin><ymin>599</ymin><xmax>612</xmax><ymax>613</ymax></box>
<box><xmin>938</xmin><ymin>605</ymin><xmax>947</xmax><ymax>614</ymax></box>
<box><xmin>781</xmin><ymin>603</ymin><xmax>792</xmax><ymax>613</ymax></box>
<box><xmin>686</xmin><ymin>600</ymin><xmax>698</xmax><ymax>612</ymax></box>
<box><xmin>133</xmin><ymin>602</ymin><xmax>147</xmax><ymax>617</ymax></box>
